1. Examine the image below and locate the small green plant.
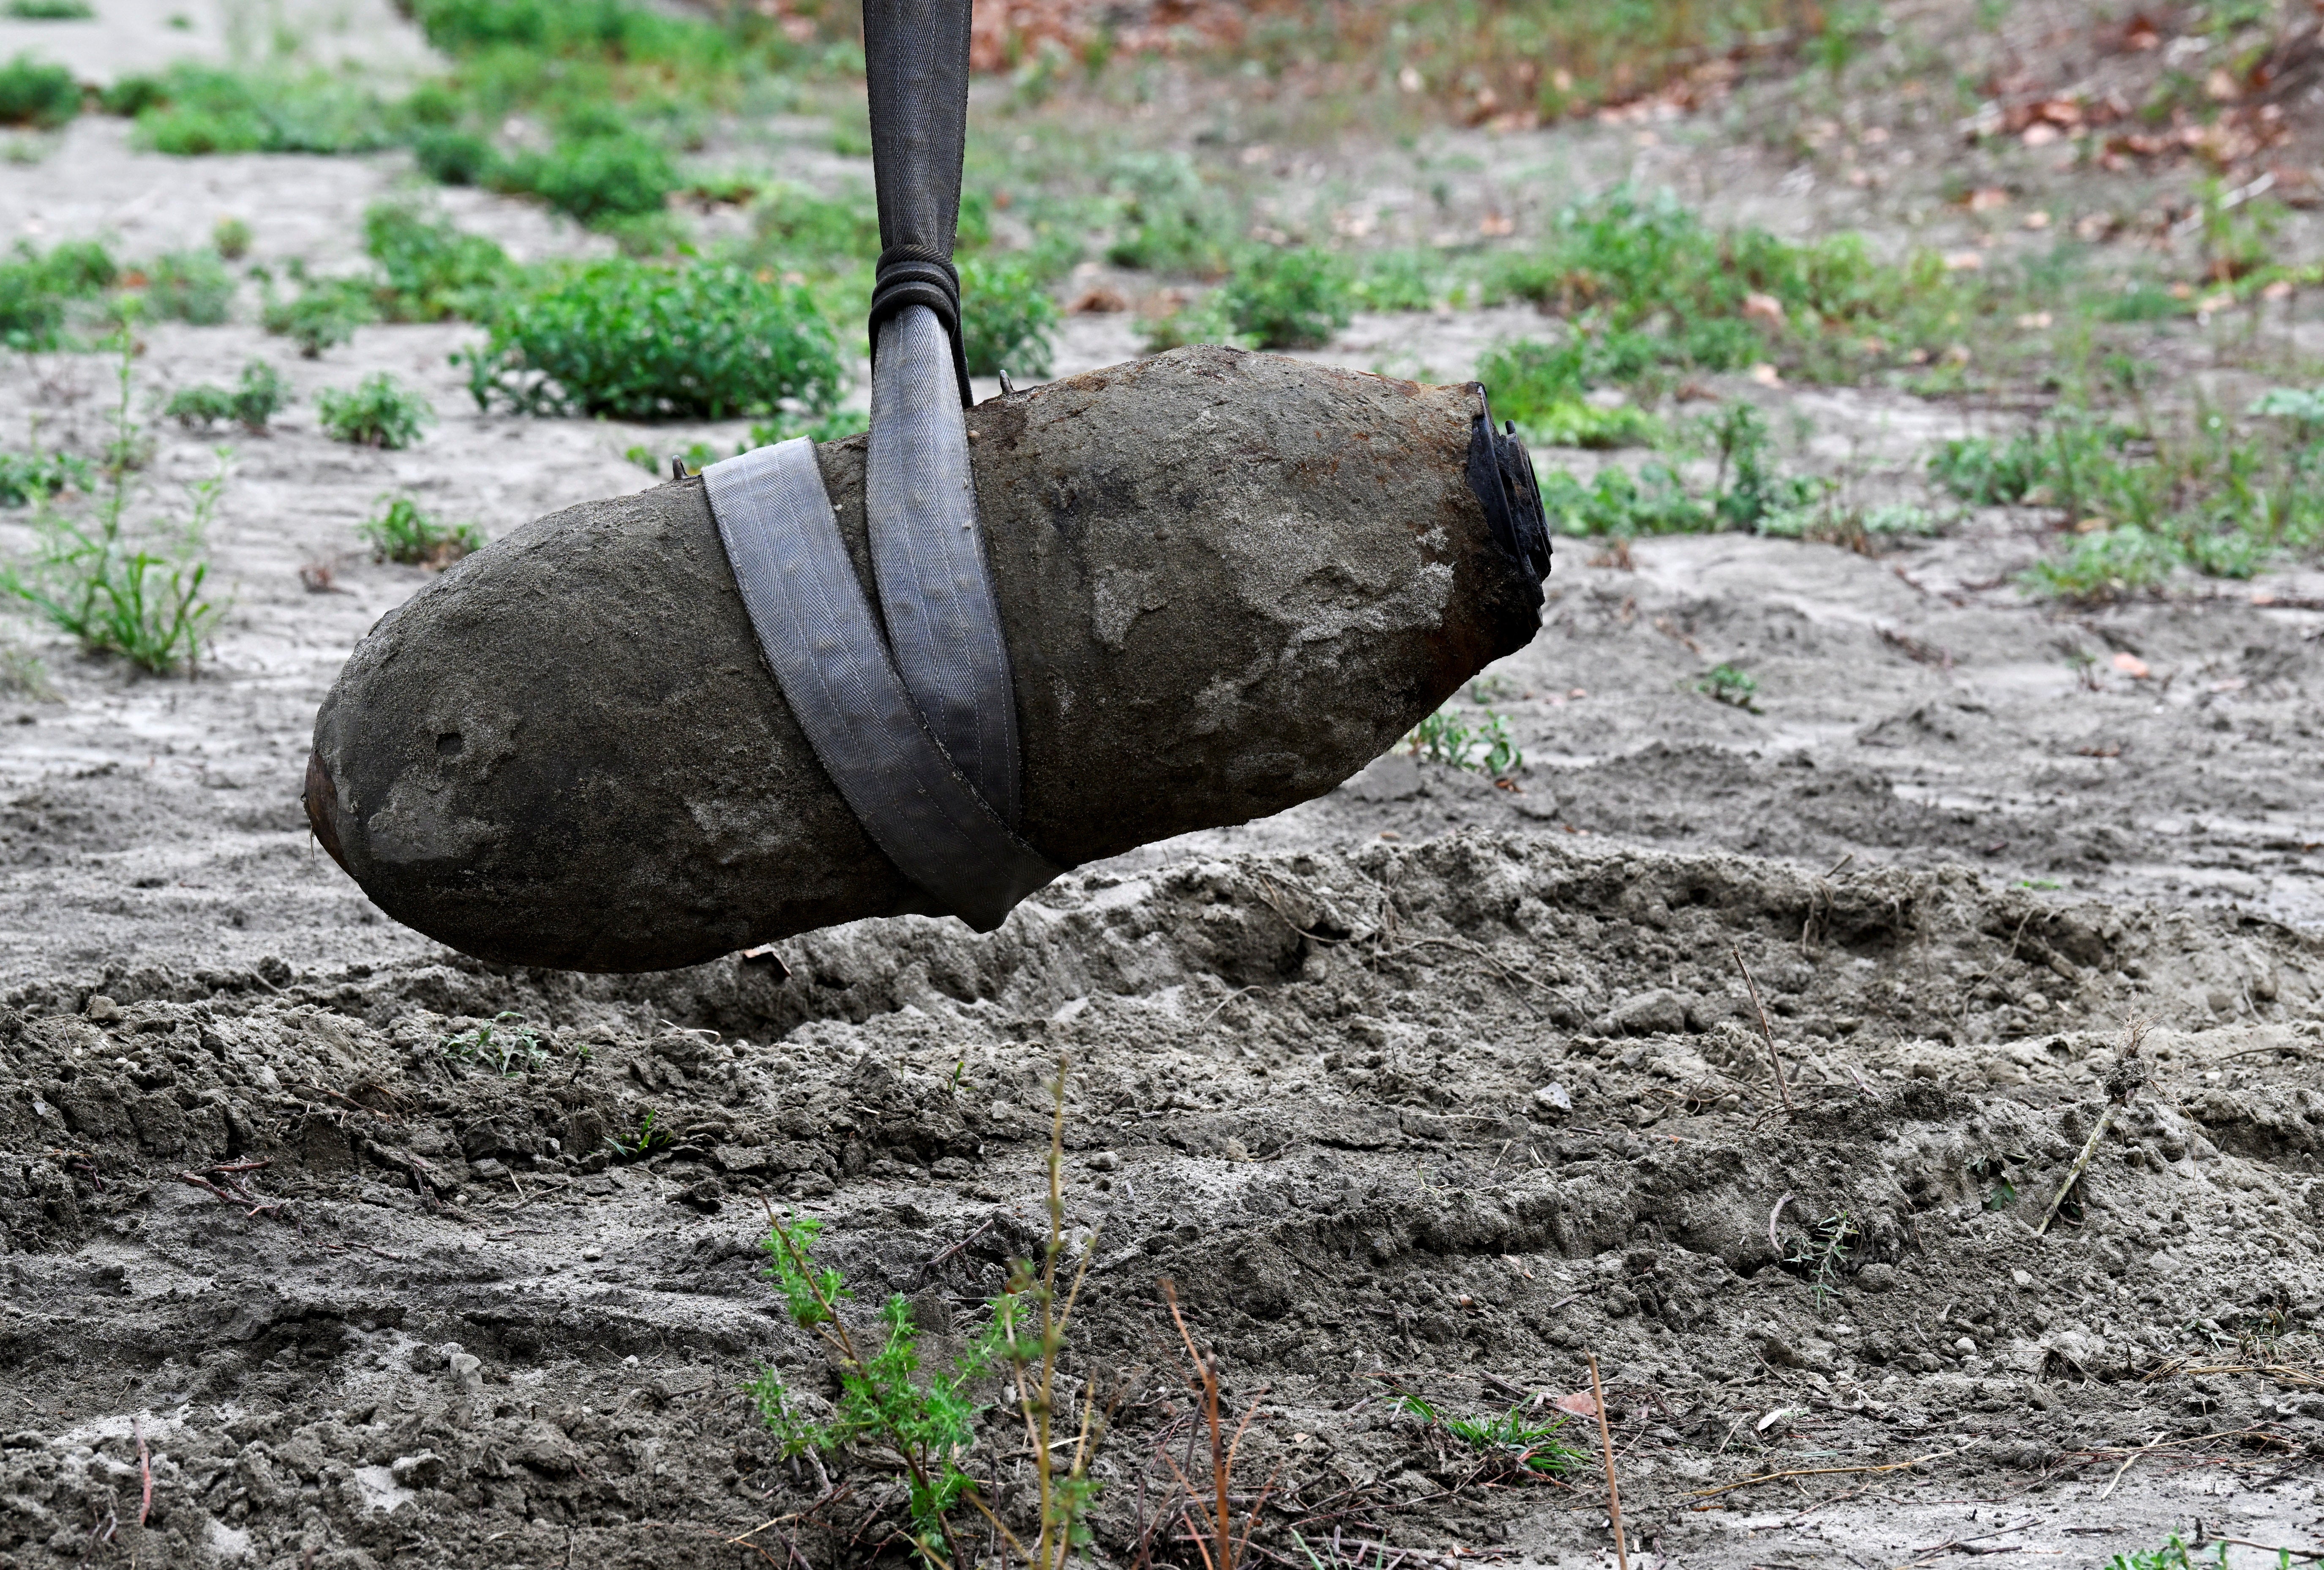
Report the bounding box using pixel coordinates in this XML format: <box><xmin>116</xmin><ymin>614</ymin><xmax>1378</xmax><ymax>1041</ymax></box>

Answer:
<box><xmin>2</xmin><ymin>319</ymin><xmax>223</xmax><ymax>674</ymax></box>
<box><xmin>359</xmin><ymin>495</ymin><xmax>482</xmax><ymax>567</ymax></box>
<box><xmin>502</xmin><ymin>130</ymin><xmax>677</xmax><ymax>225</ymax></box>
<box><xmin>1928</xmin><ymin>431</ymin><xmax>2047</xmax><ymax>506</ymax></box>
<box><xmin>5</xmin><ymin>0</ymin><xmax>96</xmax><ymax>17</ymax></box>
<box><xmin>1782</xmin><ymin>1209</ymin><xmax>1858</xmax><ymax>1309</ymax></box>
<box><xmin>141</xmin><ymin>249</ymin><xmax>235</xmax><ymax>324</ymax></box>
<box><xmin>747</xmin><ymin>1059</ymin><xmax>1109</xmax><ymax>1570</ymax></box>
<box><xmin>1391</xmin><ymin>1391</ymin><xmax>1585</xmax><ymax>1478</ymax></box>
<box><xmin>1219</xmin><ymin>245</ymin><xmax>1352</xmax><ymax>351</ymax></box>
<box><xmin>458</xmin><ymin>259</ymin><xmax>841</xmax><ymax>421</ymax></box>
<box><xmin>604</xmin><ymin>1107</ymin><xmax>674</xmax><ymax>1162</ymax></box>
<box><xmin>317</xmin><ymin>373</ymin><xmax>434</xmax><ymax>449</ymax></box>
<box><xmin>1479</xmin><ymin>339</ymin><xmax>1662</xmax><ymax>450</ymax></box>
<box><xmin>959</xmin><ymin>253</ymin><xmax>1059</xmax><ymax>379</ymax></box>
<box><xmin>413</xmin><ymin>125</ymin><xmax>498</xmax><ymax>188</ymax></box>
<box><xmin>1707</xmin><ymin>402</ymin><xmax>1821</xmax><ymax>532</ymax></box>
<box><xmin>747</xmin><ymin>184</ymin><xmax>882</xmax><ymax>270</ymax></box>
<box><xmin>1402</xmin><ymin>704</ymin><xmax>1522</xmax><ymax>779</ymax></box>
<box><xmin>131</xmin><ymin>66</ymin><xmax>398</xmax><ymax>155</ymax></box>
<box><xmin>0</xmin><ymin>448</ymin><xmax>93</xmax><ymax>507</ymax></box>
<box><xmin>626</xmin><ymin>439</ymin><xmax>720</xmax><ymax>477</ymax></box>
<box><xmin>2104</xmin><ymin>1537</ymin><xmax>2231</xmax><ymax>1570</ymax></box>
<box><xmin>1350</xmin><ymin>248</ymin><xmax>1440</xmax><ymax>313</ymax></box>
<box><xmin>2021</xmin><ymin>525</ymin><xmax>2180</xmax><ymax>604</ymax></box>
<box><xmin>164</xmin><ymin>360</ymin><xmax>291</xmax><ymax>433</ymax></box>
<box><xmin>362</xmin><ymin>202</ymin><xmax>511</xmax><ymax>322</ymax></box>
<box><xmin>438</xmin><ymin>1011</ymin><xmax>548</xmax><ymax>1076</ymax></box>
<box><xmin>211</xmin><ymin>216</ymin><xmax>251</xmax><ymax>261</ymax></box>
<box><xmin>1105</xmin><ymin>150</ymin><xmax>1236</xmax><ymax>275</ymax></box>
<box><xmin>1697</xmin><ymin>663</ymin><xmax>1759</xmax><ymax>709</ymax></box>
<box><xmin>0</xmin><ymin>54</ymin><xmax>81</xmax><ymax>128</ymax></box>
<box><xmin>0</xmin><ymin>239</ymin><xmax>119</xmax><ymax>350</ymax></box>
<box><xmin>261</xmin><ymin>274</ymin><xmax>374</xmax><ymax>357</ymax></box>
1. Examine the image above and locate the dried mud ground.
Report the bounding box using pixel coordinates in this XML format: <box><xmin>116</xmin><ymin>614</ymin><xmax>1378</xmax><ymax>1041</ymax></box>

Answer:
<box><xmin>6</xmin><ymin>60</ymin><xmax>2324</xmax><ymax>1570</ymax></box>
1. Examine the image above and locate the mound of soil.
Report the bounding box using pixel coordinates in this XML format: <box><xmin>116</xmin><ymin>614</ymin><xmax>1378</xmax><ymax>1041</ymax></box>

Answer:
<box><xmin>5</xmin><ymin>833</ymin><xmax>2320</xmax><ymax>1567</ymax></box>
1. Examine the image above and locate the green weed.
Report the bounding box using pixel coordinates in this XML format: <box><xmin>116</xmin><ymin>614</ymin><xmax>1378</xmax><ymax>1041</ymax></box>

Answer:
<box><xmin>1105</xmin><ymin>150</ymin><xmax>1236</xmax><ymax>275</ymax></box>
<box><xmin>748</xmin><ymin>184</ymin><xmax>881</xmax><ymax>270</ymax></box>
<box><xmin>2</xmin><ymin>321</ymin><xmax>222</xmax><ymax>674</ymax></box>
<box><xmin>1781</xmin><ymin>1209</ymin><xmax>1857</xmax><ymax>1309</ymax></box>
<box><xmin>457</xmin><ymin>259</ymin><xmax>840</xmax><ymax>421</ymax></box>
<box><xmin>1539</xmin><ymin>463</ymin><xmax>1709</xmax><ymax>535</ymax></box>
<box><xmin>2020</xmin><ymin>525</ymin><xmax>2182</xmax><ymax>604</ymax></box>
<box><xmin>960</xmin><ymin>253</ymin><xmax>1059</xmax><ymax>379</ymax></box>
<box><xmin>0</xmin><ymin>240</ymin><xmax>119</xmax><ymax>350</ymax></box>
<box><xmin>1403</xmin><ymin>704</ymin><xmax>1523</xmax><ymax>780</ymax></box>
<box><xmin>317</xmin><ymin>374</ymin><xmax>434</xmax><ymax>449</ymax></box>
<box><xmin>164</xmin><ymin>360</ymin><xmax>291</xmax><ymax>433</ymax></box>
<box><xmin>1391</xmin><ymin>1391</ymin><xmax>1585</xmax><ymax>1478</ymax></box>
<box><xmin>1697</xmin><ymin>663</ymin><xmax>1759</xmax><ymax>709</ymax></box>
<box><xmin>140</xmin><ymin>249</ymin><xmax>235</xmax><ymax>324</ymax></box>
<box><xmin>211</xmin><ymin>217</ymin><xmax>251</xmax><ymax>261</ymax></box>
<box><xmin>439</xmin><ymin>1011</ymin><xmax>548</xmax><ymax>1076</ymax></box>
<box><xmin>750</xmin><ymin>1216</ymin><xmax>990</xmax><ymax>1563</ymax></box>
<box><xmin>1220</xmin><ymin>245</ymin><xmax>1353</xmax><ymax>350</ymax></box>
<box><xmin>603</xmin><ymin>1107</ymin><xmax>674</xmax><ymax>1161</ymax></box>
<box><xmin>131</xmin><ymin>66</ymin><xmax>398</xmax><ymax>155</ymax></box>
<box><xmin>413</xmin><ymin>125</ymin><xmax>498</xmax><ymax>187</ymax></box>
<box><xmin>1478</xmin><ymin>338</ymin><xmax>1663</xmax><ymax>449</ymax></box>
<box><xmin>1350</xmin><ymin>248</ymin><xmax>1441</xmax><ymax>313</ymax></box>
<box><xmin>502</xmin><ymin>129</ymin><xmax>676</xmax><ymax>225</ymax></box>
<box><xmin>0</xmin><ymin>54</ymin><xmax>79</xmax><ymax>128</ymax></box>
<box><xmin>0</xmin><ymin>448</ymin><xmax>92</xmax><ymax>507</ymax></box>
<box><xmin>362</xmin><ymin>202</ymin><xmax>511</xmax><ymax>322</ymax></box>
<box><xmin>1482</xmin><ymin>188</ymin><xmax>1953</xmax><ymax>386</ymax></box>
<box><xmin>95</xmin><ymin>74</ymin><xmax>165</xmax><ymax>116</ymax></box>
<box><xmin>1942</xmin><ymin>400</ymin><xmax>2324</xmax><ymax>595</ymax></box>
<box><xmin>5</xmin><ymin>0</ymin><xmax>95</xmax><ymax>17</ymax></box>
<box><xmin>261</xmin><ymin>273</ymin><xmax>374</xmax><ymax>357</ymax></box>
<box><xmin>358</xmin><ymin>496</ymin><xmax>482</xmax><ymax>567</ymax></box>
<box><xmin>627</xmin><ymin>439</ymin><xmax>720</xmax><ymax>477</ymax></box>
<box><xmin>2105</xmin><ymin>1537</ymin><xmax>2231</xmax><ymax>1570</ymax></box>
<box><xmin>747</xmin><ymin>1058</ymin><xmax>1108</xmax><ymax>1570</ymax></box>
<box><xmin>1536</xmin><ymin>401</ymin><xmax>1816</xmax><ymax>537</ymax></box>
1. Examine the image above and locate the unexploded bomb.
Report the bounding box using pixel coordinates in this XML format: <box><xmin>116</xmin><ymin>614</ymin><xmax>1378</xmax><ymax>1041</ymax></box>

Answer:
<box><xmin>305</xmin><ymin>346</ymin><xmax>1550</xmax><ymax>972</ymax></box>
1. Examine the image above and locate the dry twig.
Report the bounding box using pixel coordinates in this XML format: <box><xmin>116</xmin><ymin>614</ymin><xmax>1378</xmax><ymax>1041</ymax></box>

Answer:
<box><xmin>1729</xmin><ymin>944</ymin><xmax>1793</xmax><ymax>1115</ymax></box>
<box><xmin>1587</xmin><ymin>1354</ymin><xmax>1627</xmax><ymax>1570</ymax></box>
<box><xmin>1690</xmin><ymin>1445</ymin><xmax>1967</xmax><ymax>1500</ymax></box>
<box><xmin>1159</xmin><ymin>1280</ymin><xmax>1274</xmax><ymax>1570</ymax></box>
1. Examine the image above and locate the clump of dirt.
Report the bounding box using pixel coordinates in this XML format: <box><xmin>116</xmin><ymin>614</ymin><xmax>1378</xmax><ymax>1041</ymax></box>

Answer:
<box><xmin>4</xmin><ymin>832</ymin><xmax>2320</xmax><ymax>1567</ymax></box>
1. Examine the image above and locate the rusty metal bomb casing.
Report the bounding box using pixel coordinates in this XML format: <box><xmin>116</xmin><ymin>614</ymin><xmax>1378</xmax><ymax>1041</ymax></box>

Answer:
<box><xmin>304</xmin><ymin>347</ymin><xmax>1547</xmax><ymax>972</ymax></box>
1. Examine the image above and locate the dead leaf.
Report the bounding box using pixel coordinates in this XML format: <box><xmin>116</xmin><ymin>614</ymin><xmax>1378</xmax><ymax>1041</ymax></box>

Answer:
<box><xmin>2111</xmin><ymin>651</ymin><xmax>2151</xmax><ymax>679</ymax></box>
<box><xmin>1554</xmin><ymin>1391</ymin><xmax>1599</xmax><ymax>1417</ymax></box>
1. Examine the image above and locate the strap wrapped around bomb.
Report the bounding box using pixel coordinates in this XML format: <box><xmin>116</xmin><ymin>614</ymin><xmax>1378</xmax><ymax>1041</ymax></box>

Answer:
<box><xmin>300</xmin><ymin>0</ymin><xmax>1553</xmax><ymax>975</ymax></box>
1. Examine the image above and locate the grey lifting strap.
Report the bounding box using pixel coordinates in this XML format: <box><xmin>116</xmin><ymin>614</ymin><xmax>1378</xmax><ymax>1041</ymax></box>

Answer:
<box><xmin>702</xmin><ymin>438</ymin><xmax>1062</xmax><ymax>931</ymax></box>
<box><xmin>866</xmin><ymin>304</ymin><xmax>1023</xmax><ymax>826</ymax></box>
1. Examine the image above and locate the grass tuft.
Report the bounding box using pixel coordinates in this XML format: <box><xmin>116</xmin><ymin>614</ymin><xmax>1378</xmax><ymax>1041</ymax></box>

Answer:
<box><xmin>457</xmin><ymin>259</ymin><xmax>840</xmax><ymax>421</ymax></box>
<box><xmin>164</xmin><ymin>360</ymin><xmax>291</xmax><ymax>434</ymax></box>
<box><xmin>1403</xmin><ymin>704</ymin><xmax>1522</xmax><ymax>780</ymax></box>
<box><xmin>317</xmin><ymin>374</ymin><xmax>434</xmax><ymax>449</ymax></box>
<box><xmin>0</xmin><ymin>54</ymin><xmax>80</xmax><ymax>128</ymax></box>
<box><xmin>359</xmin><ymin>496</ymin><xmax>482</xmax><ymax>567</ymax></box>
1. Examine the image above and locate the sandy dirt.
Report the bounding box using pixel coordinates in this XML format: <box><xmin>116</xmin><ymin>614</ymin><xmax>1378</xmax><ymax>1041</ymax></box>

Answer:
<box><xmin>3</xmin><ymin>6</ymin><xmax>2324</xmax><ymax>1568</ymax></box>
